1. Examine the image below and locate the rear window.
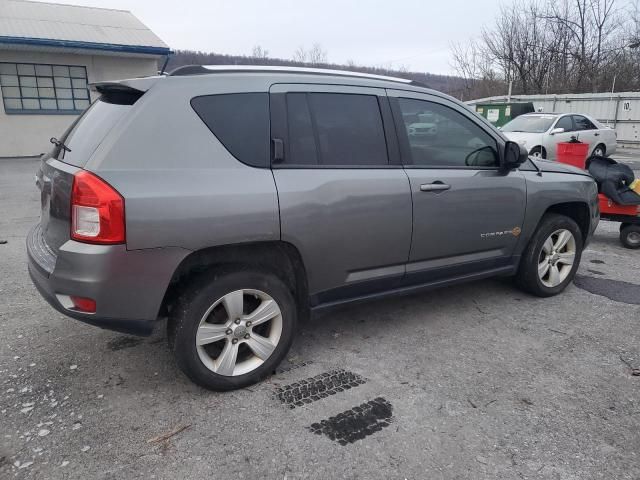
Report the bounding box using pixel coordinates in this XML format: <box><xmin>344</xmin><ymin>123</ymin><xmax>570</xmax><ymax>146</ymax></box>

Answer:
<box><xmin>55</xmin><ymin>99</ymin><xmax>131</xmax><ymax>167</ymax></box>
<box><xmin>191</xmin><ymin>93</ymin><xmax>270</xmax><ymax>168</ymax></box>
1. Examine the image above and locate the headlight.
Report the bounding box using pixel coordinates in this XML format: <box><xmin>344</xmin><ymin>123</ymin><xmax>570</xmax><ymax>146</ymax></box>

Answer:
<box><xmin>517</xmin><ymin>139</ymin><xmax>527</xmax><ymax>146</ymax></box>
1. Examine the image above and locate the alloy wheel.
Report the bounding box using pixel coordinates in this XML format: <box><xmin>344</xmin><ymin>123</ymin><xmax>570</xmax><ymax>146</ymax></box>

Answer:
<box><xmin>537</xmin><ymin>229</ymin><xmax>576</xmax><ymax>288</ymax></box>
<box><xmin>195</xmin><ymin>289</ymin><xmax>283</xmax><ymax>376</ymax></box>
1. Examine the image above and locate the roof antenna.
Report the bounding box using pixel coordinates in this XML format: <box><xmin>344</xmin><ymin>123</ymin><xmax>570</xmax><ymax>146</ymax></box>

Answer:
<box><xmin>159</xmin><ymin>54</ymin><xmax>171</xmax><ymax>75</ymax></box>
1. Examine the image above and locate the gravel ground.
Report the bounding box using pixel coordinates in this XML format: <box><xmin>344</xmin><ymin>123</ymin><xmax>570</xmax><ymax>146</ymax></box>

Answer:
<box><xmin>1</xmin><ymin>156</ymin><xmax>639</xmax><ymax>480</ymax></box>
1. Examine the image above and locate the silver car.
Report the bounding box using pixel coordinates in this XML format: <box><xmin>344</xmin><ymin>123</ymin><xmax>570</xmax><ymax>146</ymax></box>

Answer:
<box><xmin>27</xmin><ymin>66</ymin><xmax>599</xmax><ymax>391</ymax></box>
<box><xmin>502</xmin><ymin>112</ymin><xmax>617</xmax><ymax>159</ymax></box>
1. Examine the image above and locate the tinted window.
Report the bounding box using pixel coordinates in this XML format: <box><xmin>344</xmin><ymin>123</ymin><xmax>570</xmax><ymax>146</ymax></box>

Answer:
<box><xmin>286</xmin><ymin>93</ymin><xmax>317</xmax><ymax>165</ymax></box>
<box><xmin>555</xmin><ymin>116</ymin><xmax>574</xmax><ymax>131</ymax></box>
<box><xmin>56</xmin><ymin>100</ymin><xmax>129</xmax><ymax>167</ymax></box>
<box><xmin>191</xmin><ymin>93</ymin><xmax>269</xmax><ymax>168</ymax></box>
<box><xmin>284</xmin><ymin>93</ymin><xmax>388</xmax><ymax>166</ymax></box>
<box><xmin>573</xmin><ymin>115</ymin><xmax>596</xmax><ymax>131</ymax></box>
<box><xmin>397</xmin><ymin>98</ymin><xmax>498</xmax><ymax>168</ymax></box>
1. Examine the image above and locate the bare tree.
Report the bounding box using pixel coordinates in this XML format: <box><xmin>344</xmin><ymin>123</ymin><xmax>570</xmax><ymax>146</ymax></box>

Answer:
<box><xmin>452</xmin><ymin>0</ymin><xmax>634</xmax><ymax>98</ymax></box>
<box><xmin>292</xmin><ymin>46</ymin><xmax>307</xmax><ymax>63</ymax></box>
<box><xmin>251</xmin><ymin>45</ymin><xmax>269</xmax><ymax>60</ymax></box>
<box><xmin>307</xmin><ymin>43</ymin><xmax>328</xmax><ymax>65</ymax></box>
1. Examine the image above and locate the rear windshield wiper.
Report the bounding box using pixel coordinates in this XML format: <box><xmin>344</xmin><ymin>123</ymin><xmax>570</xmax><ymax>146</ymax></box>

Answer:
<box><xmin>50</xmin><ymin>137</ymin><xmax>71</xmax><ymax>153</ymax></box>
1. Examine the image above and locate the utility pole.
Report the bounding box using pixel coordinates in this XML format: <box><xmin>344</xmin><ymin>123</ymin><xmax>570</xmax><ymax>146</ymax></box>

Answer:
<box><xmin>507</xmin><ymin>80</ymin><xmax>512</xmax><ymax>102</ymax></box>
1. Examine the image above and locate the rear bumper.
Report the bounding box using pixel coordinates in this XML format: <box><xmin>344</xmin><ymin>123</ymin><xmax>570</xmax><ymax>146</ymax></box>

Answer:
<box><xmin>27</xmin><ymin>224</ymin><xmax>190</xmax><ymax>336</ymax></box>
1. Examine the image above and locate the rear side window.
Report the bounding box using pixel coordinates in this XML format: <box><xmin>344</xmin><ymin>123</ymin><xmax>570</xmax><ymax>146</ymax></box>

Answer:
<box><xmin>573</xmin><ymin>115</ymin><xmax>596</xmax><ymax>131</ymax></box>
<box><xmin>191</xmin><ymin>93</ymin><xmax>270</xmax><ymax>168</ymax></box>
<box><xmin>284</xmin><ymin>93</ymin><xmax>388</xmax><ymax>167</ymax></box>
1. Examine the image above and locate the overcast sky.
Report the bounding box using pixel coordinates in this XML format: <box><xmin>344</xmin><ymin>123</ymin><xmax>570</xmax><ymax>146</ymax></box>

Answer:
<box><xmin>36</xmin><ymin>0</ymin><xmax>504</xmax><ymax>75</ymax></box>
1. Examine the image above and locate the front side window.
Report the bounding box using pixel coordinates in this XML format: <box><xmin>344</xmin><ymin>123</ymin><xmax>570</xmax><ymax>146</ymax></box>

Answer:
<box><xmin>284</xmin><ymin>92</ymin><xmax>388</xmax><ymax>166</ymax></box>
<box><xmin>0</xmin><ymin>62</ymin><xmax>90</xmax><ymax>114</ymax></box>
<box><xmin>573</xmin><ymin>115</ymin><xmax>596</xmax><ymax>131</ymax></box>
<box><xmin>397</xmin><ymin>98</ymin><xmax>498</xmax><ymax>168</ymax></box>
<box><xmin>555</xmin><ymin>116</ymin><xmax>574</xmax><ymax>131</ymax></box>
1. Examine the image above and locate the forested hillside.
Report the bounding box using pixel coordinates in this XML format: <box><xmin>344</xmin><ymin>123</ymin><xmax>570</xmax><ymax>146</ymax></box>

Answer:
<box><xmin>164</xmin><ymin>49</ymin><xmax>466</xmax><ymax>95</ymax></box>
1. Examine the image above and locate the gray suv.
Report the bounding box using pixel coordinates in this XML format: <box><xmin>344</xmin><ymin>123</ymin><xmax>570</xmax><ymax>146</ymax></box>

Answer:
<box><xmin>27</xmin><ymin>66</ymin><xmax>599</xmax><ymax>391</ymax></box>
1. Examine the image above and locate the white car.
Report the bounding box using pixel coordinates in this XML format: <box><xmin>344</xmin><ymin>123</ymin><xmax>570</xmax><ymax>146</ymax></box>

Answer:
<box><xmin>501</xmin><ymin>113</ymin><xmax>617</xmax><ymax>160</ymax></box>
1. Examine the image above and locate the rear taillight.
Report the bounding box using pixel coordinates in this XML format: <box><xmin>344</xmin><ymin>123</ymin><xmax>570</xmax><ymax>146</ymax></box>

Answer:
<box><xmin>70</xmin><ymin>296</ymin><xmax>96</xmax><ymax>313</ymax></box>
<box><xmin>71</xmin><ymin>171</ymin><xmax>125</xmax><ymax>244</ymax></box>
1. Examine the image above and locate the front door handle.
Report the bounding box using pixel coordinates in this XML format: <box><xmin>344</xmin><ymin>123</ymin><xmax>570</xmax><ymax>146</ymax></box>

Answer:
<box><xmin>594</xmin><ymin>132</ymin><xmax>600</xmax><ymax>136</ymax></box>
<box><xmin>420</xmin><ymin>182</ymin><xmax>451</xmax><ymax>192</ymax></box>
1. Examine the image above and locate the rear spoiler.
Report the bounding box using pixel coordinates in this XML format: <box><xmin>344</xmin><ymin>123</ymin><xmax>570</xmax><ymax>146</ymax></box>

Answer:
<box><xmin>91</xmin><ymin>76</ymin><xmax>162</xmax><ymax>105</ymax></box>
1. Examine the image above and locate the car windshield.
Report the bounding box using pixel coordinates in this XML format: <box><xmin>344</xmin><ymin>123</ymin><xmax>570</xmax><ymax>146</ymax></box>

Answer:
<box><xmin>502</xmin><ymin>115</ymin><xmax>556</xmax><ymax>133</ymax></box>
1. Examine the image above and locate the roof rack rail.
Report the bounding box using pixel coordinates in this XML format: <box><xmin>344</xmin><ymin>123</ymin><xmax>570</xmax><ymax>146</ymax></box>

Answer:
<box><xmin>167</xmin><ymin>64</ymin><xmax>422</xmax><ymax>86</ymax></box>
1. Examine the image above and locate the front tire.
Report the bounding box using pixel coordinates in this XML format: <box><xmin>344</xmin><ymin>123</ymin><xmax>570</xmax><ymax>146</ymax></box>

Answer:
<box><xmin>515</xmin><ymin>213</ymin><xmax>583</xmax><ymax>297</ymax></box>
<box><xmin>169</xmin><ymin>270</ymin><xmax>297</xmax><ymax>391</ymax></box>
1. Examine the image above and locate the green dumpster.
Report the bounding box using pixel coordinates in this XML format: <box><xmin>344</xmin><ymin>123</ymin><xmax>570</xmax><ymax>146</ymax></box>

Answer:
<box><xmin>474</xmin><ymin>102</ymin><xmax>534</xmax><ymax>127</ymax></box>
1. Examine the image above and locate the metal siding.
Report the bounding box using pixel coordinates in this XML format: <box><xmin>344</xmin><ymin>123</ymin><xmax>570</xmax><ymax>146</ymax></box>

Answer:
<box><xmin>0</xmin><ymin>0</ymin><xmax>168</xmax><ymax>50</ymax></box>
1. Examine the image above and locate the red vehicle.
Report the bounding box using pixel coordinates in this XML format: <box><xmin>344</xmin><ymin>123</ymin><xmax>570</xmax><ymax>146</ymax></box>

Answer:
<box><xmin>556</xmin><ymin>142</ymin><xmax>640</xmax><ymax>249</ymax></box>
<box><xmin>597</xmin><ymin>194</ymin><xmax>640</xmax><ymax>249</ymax></box>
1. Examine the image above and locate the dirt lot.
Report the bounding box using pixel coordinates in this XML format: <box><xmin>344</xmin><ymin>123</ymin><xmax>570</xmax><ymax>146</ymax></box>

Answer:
<box><xmin>1</xmin><ymin>156</ymin><xmax>639</xmax><ymax>480</ymax></box>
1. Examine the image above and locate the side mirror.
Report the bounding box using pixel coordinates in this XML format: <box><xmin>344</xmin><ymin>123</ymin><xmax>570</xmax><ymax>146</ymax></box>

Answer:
<box><xmin>503</xmin><ymin>141</ymin><xmax>528</xmax><ymax>170</ymax></box>
<box><xmin>550</xmin><ymin>127</ymin><xmax>565</xmax><ymax>135</ymax></box>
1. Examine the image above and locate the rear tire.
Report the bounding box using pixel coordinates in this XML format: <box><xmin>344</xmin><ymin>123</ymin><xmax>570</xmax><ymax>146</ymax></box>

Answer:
<box><xmin>592</xmin><ymin>144</ymin><xmax>606</xmax><ymax>157</ymax></box>
<box><xmin>515</xmin><ymin>213</ymin><xmax>583</xmax><ymax>297</ymax></box>
<box><xmin>168</xmin><ymin>269</ymin><xmax>297</xmax><ymax>391</ymax></box>
<box><xmin>620</xmin><ymin>224</ymin><xmax>640</xmax><ymax>249</ymax></box>
<box><xmin>529</xmin><ymin>146</ymin><xmax>546</xmax><ymax>159</ymax></box>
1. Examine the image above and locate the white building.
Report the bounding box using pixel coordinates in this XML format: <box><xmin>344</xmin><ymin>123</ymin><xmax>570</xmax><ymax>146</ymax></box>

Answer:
<box><xmin>0</xmin><ymin>0</ymin><xmax>170</xmax><ymax>157</ymax></box>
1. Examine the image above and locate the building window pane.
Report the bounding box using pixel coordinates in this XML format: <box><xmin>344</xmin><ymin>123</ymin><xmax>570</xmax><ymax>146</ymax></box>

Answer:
<box><xmin>4</xmin><ymin>98</ymin><xmax>22</xmax><ymax>109</ymax></box>
<box><xmin>40</xmin><ymin>99</ymin><xmax>57</xmax><ymax>109</ymax></box>
<box><xmin>74</xmin><ymin>99</ymin><xmax>90</xmax><ymax>110</ymax></box>
<box><xmin>20</xmin><ymin>76</ymin><xmax>37</xmax><ymax>87</ymax></box>
<box><xmin>39</xmin><ymin>87</ymin><xmax>55</xmax><ymax>98</ymax></box>
<box><xmin>56</xmin><ymin>88</ymin><xmax>72</xmax><ymax>99</ymax></box>
<box><xmin>35</xmin><ymin>65</ymin><xmax>53</xmax><ymax>76</ymax></box>
<box><xmin>69</xmin><ymin>66</ymin><xmax>86</xmax><ymax>78</ymax></box>
<box><xmin>73</xmin><ymin>88</ymin><xmax>89</xmax><ymax>99</ymax></box>
<box><xmin>57</xmin><ymin>99</ymin><xmax>74</xmax><ymax>110</ymax></box>
<box><xmin>2</xmin><ymin>86</ymin><xmax>20</xmax><ymax>97</ymax></box>
<box><xmin>54</xmin><ymin>77</ymin><xmax>71</xmax><ymax>88</ymax></box>
<box><xmin>21</xmin><ymin>87</ymin><xmax>38</xmax><ymax>97</ymax></box>
<box><xmin>1</xmin><ymin>75</ymin><xmax>19</xmax><ymax>86</ymax></box>
<box><xmin>37</xmin><ymin>77</ymin><xmax>53</xmax><ymax>88</ymax></box>
<box><xmin>1</xmin><ymin>62</ymin><xmax>89</xmax><ymax>114</ymax></box>
<box><xmin>17</xmin><ymin>64</ymin><xmax>35</xmax><ymax>76</ymax></box>
<box><xmin>52</xmin><ymin>65</ymin><xmax>69</xmax><ymax>76</ymax></box>
<box><xmin>0</xmin><ymin>64</ymin><xmax>17</xmax><ymax>75</ymax></box>
<box><xmin>22</xmin><ymin>99</ymin><xmax>40</xmax><ymax>109</ymax></box>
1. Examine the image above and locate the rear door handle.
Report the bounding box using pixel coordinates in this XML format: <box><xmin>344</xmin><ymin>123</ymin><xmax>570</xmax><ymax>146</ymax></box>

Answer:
<box><xmin>594</xmin><ymin>132</ymin><xmax>600</xmax><ymax>136</ymax></box>
<box><xmin>420</xmin><ymin>183</ymin><xmax>451</xmax><ymax>192</ymax></box>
